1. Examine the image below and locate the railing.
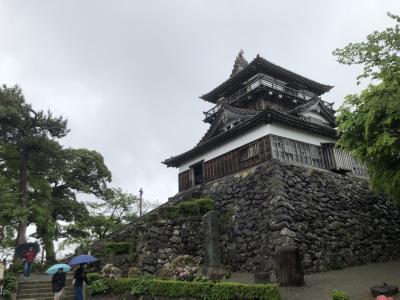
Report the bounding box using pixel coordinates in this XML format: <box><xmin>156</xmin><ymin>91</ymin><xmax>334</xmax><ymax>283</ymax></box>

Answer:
<box><xmin>203</xmin><ymin>74</ymin><xmax>317</xmax><ymax>121</ymax></box>
<box><xmin>270</xmin><ymin>136</ymin><xmax>368</xmax><ymax>177</ymax></box>
<box><xmin>321</xmin><ymin>143</ymin><xmax>368</xmax><ymax>176</ymax></box>
<box><xmin>271</xmin><ymin>135</ymin><xmax>326</xmax><ymax>169</ymax></box>
<box><xmin>299</xmin><ymin>115</ymin><xmax>330</xmax><ymax>127</ymax></box>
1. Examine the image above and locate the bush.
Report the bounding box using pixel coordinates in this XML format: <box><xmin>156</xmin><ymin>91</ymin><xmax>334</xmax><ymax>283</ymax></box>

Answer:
<box><xmin>102</xmin><ymin>264</ymin><xmax>121</xmax><ymax>278</ymax></box>
<box><xmin>3</xmin><ymin>271</ymin><xmax>17</xmax><ymax>300</ymax></box>
<box><xmin>208</xmin><ymin>269</ymin><xmax>230</xmax><ymax>283</ymax></box>
<box><xmin>128</xmin><ymin>267</ymin><xmax>142</xmax><ymax>277</ymax></box>
<box><xmin>87</xmin><ymin>278</ymin><xmax>109</xmax><ymax>295</ymax></box>
<box><xmin>332</xmin><ymin>289</ymin><xmax>350</xmax><ymax>300</ymax></box>
<box><xmin>157</xmin><ymin>263</ymin><xmax>174</xmax><ymax>280</ymax></box>
<box><xmin>157</xmin><ymin>255</ymin><xmax>201</xmax><ymax>281</ymax></box>
<box><xmin>87</xmin><ymin>272</ymin><xmax>103</xmax><ymax>283</ymax></box>
<box><xmin>88</xmin><ymin>277</ymin><xmax>280</xmax><ymax>300</ymax></box>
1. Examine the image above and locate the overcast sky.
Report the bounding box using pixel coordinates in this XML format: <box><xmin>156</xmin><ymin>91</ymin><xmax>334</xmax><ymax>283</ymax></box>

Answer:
<box><xmin>1</xmin><ymin>1</ymin><xmax>399</xmax><ymax>204</ymax></box>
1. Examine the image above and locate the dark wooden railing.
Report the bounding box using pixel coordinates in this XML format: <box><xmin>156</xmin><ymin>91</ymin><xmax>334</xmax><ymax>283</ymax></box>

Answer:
<box><xmin>203</xmin><ymin>74</ymin><xmax>319</xmax><ymax>122</ymax></box>
<box><xmin>321</xmin><ymin>143</ymin><xmax>368</xmax><ymax>176</ymax></box>
<box><xmin>178</xmin><ymin>136</ymin><xmax>368</xmax><ymax>191</ymax></box>
<box><xmin>270</xmin><ymin>136</ymin><xmax>367</xmax><ymax>177</ymax></box>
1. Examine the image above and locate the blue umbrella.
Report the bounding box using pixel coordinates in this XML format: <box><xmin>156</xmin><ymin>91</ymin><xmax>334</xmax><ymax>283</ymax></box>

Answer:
<box><xmin>68</xmin><ymin>254</ymin><xmax>97</xmax><ymax>266</ymax></box>
<box><xmin>46</xmin><ymin>263</ymin><xmax>71</xmax><ymax>275</ymax></box>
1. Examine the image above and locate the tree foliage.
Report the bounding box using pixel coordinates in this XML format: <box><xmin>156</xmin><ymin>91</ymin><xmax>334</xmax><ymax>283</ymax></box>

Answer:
<box><xmin>0</xmin><ymin>174</ymin><xmax>20</xmax><ymax>252</ymax></box>
<box><xmin>0</xmin><ymin>85</ymin><xmax>69</xmax><ymax>248</ymax></box>
<box><xmin>60</xmin><ymin>188</ymin><xmax>139</xmax><ymax>253</ymax></box>
<box><xmin>0</xmin><ymin>85</ymin><xmax>112</xmax><ymax>262</ymax></box>
<box><xmin>333</xmin><ymin>13</ymin><xmax>400</xmax><ymax>202</ymax></box>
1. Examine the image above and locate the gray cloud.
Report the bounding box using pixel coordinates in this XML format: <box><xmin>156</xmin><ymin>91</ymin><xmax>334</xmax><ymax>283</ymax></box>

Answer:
<box><xmin>0</xmin><ymin>0</ymin><xmax>398</xmax><ymax>203</ymax></box>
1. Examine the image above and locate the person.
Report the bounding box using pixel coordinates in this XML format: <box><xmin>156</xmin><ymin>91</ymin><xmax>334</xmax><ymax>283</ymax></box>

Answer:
<box><xmin>73</xmin><ymin>263</ymin><xmax>88</xmax><ymax>300</ymax></box>
<box><xmin>52</xmin><ymin>267</ymin><xmax>66</xmax><ymax>300</ymax></box>
<box><xmin>23</xmin><ymin>247</ymin><xmax>36</xmax><ymax>279</ymax></box>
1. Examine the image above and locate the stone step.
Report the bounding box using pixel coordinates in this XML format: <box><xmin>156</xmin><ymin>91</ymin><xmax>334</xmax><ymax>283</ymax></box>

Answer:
<box><xmin>19</xmin><ymin>286</ymin><xmax>74</xmax><ymax>294</ymax></box>
<box><xmin>19</xmin><ymin>279</ymin><xmax>73</xmax><ymax>285</ymax></box>
<box><xmin>17</xmin><ymin>290</ymin><xmax>74</xmax><ymax>299</ymax></box>
<box><xmin>17</xmin><ymin>295</ymin><xmax>74</xmax><ymax>300</ymax></box>
<box><xmin>19</xmin><ymin>281</ymin><xmax>73</xmax><ymax>289</ymax></box>
<box><xmin>17</xmin><ymin>278</ymin><xmax>75</xmax><ymax>300</ymax></box>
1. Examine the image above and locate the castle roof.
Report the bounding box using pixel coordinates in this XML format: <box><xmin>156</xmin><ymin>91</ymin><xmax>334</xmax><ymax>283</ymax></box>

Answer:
<box><xmin>200</xmin><ymin>54</ymin><xmax>333</xmax><ymax>103</ymax></box>
<box><xmin>162</xmin><ymin>107</ymin><xmax>337</xmax><ymax>168</ymax></box>
<box><xmin>196</xmin><ymin>105</ymin><xmax>260</xmax><ymax>146</ymax></box>
<box><xmin>291</xmin><ymin>98</ymin><xmax>337</xmax><ymax>125</ymax></box>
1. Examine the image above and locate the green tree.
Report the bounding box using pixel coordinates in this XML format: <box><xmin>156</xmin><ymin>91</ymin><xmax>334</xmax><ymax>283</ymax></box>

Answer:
<box><xmin>0</xmin><ymin>174</ymin><xmax>20</xmax><ymax>255</ymax></box>
<box><xmin>0</xmin><ymin>86</ymin><xmax>112</xmax><ymax>263</ymax></box>
<box><xmin>0</xmin><ymin>85</ymin><xmax>68</xmax><ymax>247</ymax></box>
<box><xmin>36</xmin><ymin>148</ymin><xmax>111</xmax><ymax>262</ymax></box>
<box><xmin>333</xmin><ymin>13</ymin><xmax>400</xmax><ymax>202</ymax></box>
<box><xmin>61</xmin><ymin>188</ymin><xmax>139</xmax><ymax>252</ymax></box>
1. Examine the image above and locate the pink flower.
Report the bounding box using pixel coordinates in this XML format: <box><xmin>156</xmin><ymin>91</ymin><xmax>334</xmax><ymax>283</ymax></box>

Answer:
<box><xmin>376</xmin><ymin>296</ymin><xmax>394</xmax><ymax>300</ymax></box>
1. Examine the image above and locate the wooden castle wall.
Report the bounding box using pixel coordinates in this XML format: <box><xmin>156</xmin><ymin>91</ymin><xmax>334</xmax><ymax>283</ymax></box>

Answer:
<box><xmin>178</xmin><ymin>136</ymin><xmax>272</xmax><ymax>191</ymax></box>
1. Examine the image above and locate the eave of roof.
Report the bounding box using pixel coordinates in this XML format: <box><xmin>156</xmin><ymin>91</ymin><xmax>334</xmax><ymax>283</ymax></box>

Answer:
<box><xmin>200</xmin><ymin>55</ymin><xmax>333</xmax><ymax>103</ymax></box>
<box><xmin>162</xmin><ymin>108</ymin><xmax>337</xmax><ymax>168</ymax></box>
<box><xmin>291</xmin><ymin>98</ymin><xmax>337</xmax><ymax>125</ymax></box>
<box><xmin>197</xmin><ymin>105</ymin><xmax>260</xmax><ymax>146</ymax></box>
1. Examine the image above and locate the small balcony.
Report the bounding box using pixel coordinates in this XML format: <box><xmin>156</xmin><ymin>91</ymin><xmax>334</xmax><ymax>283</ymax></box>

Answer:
<box><xmin>203</xmin><ymin>73</ymin><xmax>321</xmax><ymax>122</ymax></box>
<box><xmin>270</xmin><ymin>136</ymin><xmax>368</xmax><ymax>177</ymax></box>
<box><xmin>321</xmin><ymin>143</ymin><xmax>368</xmax><ymax>176</ymax></box>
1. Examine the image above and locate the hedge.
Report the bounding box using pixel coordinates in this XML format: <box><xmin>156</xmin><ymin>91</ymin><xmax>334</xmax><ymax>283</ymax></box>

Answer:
<box><xmin>87</xmin><ymin>272</ymin><xmax>103</xmax><ymax>283</ymax></box>
<box><xmin>90</xmin><ymin>277</ymin><xmax>280</xmax><ymax>300</ymax></box>
<box><xmin>332</xmin><ymin>290</ymin><xmax>350</xmax><ymax>300</ymax></box>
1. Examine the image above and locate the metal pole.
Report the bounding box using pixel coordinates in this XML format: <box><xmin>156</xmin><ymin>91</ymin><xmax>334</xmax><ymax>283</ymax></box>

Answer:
<box><xmin>139</xmin><ymin>188</ymin><xmax>143</xmax><ymax>217</ymax></box>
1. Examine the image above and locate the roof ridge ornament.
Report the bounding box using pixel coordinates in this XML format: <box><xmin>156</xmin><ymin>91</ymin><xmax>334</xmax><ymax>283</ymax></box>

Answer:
<box><xmin>230</xmin><ymin>49</ymin><xmax>249</xmax><ymax>77</ymax></box>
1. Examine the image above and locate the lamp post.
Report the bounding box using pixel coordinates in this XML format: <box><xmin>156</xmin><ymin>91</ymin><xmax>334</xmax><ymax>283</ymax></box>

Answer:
<box><xmin>139</xmin><ymin>188</ymin><xmax>143</xmax><ymax>217</ymax></box>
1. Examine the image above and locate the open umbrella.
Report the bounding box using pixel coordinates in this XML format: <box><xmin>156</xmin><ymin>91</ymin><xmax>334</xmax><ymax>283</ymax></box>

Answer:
<box><xmin>46</xmin><ymin>263</ymin><xmax>71</xmax><ymax>275</ymax></box>
<box><xmin>68</xmin><ymin>254</ymin><xmax>97</xmax><ymax>266</ymax></box>
<box><xmin>15</xmin><ymin>242</ymin><xmax>41</xmax><ymax>258</ymax></box>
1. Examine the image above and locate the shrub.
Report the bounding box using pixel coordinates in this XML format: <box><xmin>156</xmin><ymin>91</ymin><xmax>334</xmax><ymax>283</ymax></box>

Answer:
<box><xmin>130</xmin><ymin>279</ymin><xmax>281</xmax><ymax>300</ymax></box>
<box><xmin>157</xmin><ymin>263</ymin><xmax>174</xmax><ymax>280</ymax></box>
<box><xmin>87</xmin><ymin>272</ymin><xmax>103</xmax><ymax>283</ymax></box>
<box><xmin>90</xmin><ymin>277</ymin><xmax>280</xmax><ymax>299</ymax></box>
<box><xmin>3</xmin><ymin>271</ymin><xmax>17</xmax><ymax>300</ymax></box>
<box><xmin>128</xmin><ymin>266</ymin><xmax>142</xmax><ymax>277</ymax></box>
<box><xmin>102</xmin><ymin>264</ymin><xmax>121</xmax><ymax>278</ymax></box>
<box><xmin>208</xmin><ymin>269</ymin><xmax>228</xmax><ymax>283</ymax></box>
<box><xmin>158</xmin><ymin>255</ymin><xmax>201</xmax><ymax>281</ymax></box>
<box><xmin>193</xmin><ymin>275</ymin><xmax>209</xmax><ymax>282</ymax></box>
<box><xmin>87</xmin><ymin>278</ymin><xmax>109</xmax><ymax>295</ymax></box>
<box><xmin>332</xmin><ymin>289</ymin><xmax>350</xmax><ymax>300</ymax></box>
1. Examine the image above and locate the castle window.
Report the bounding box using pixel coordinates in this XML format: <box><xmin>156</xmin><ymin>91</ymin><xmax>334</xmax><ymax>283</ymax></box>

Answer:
<box><xmin>189</xmin><ymin>160</ymin><xmax>204</xmax><ymax>186</ymax></box>
<box><xmin>241</xmin><ymin>142</ymin><xmax>259</xmax><ymax>161</ymax></box>
<box><xmin>271</xmin><ymin>136</ymin><xmax>324</xmax><ymax>168</ymax></box>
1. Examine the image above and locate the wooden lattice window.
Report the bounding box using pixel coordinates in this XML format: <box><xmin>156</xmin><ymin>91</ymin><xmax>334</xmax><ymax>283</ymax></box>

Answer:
<box><xmin>241</xmin><ymin>142</ymin><xmax>259</xmax><ymax>161</ymax></box>
<box><xmin>271</xmin><ymin>135</ymin><xmax>324</xmax><ymax>168</ymax></box>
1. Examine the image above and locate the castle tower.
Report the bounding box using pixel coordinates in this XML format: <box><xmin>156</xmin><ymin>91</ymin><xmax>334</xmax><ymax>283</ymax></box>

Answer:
<box><xmin>163</xmin><ymin>51</ymin><xmax>367</xmax><ymax>191</ymax></box>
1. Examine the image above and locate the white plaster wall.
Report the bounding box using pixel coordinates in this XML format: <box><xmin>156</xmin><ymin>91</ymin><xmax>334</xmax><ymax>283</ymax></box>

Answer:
<box><xmin>178</xmin><ymin>123</ymin><xmax>336</xmax><ymax>172</ymax></box>
<box><xmin>300</xmin><ymin>111</ymin><xmax>329</xmax><ymax>122</ymax></box>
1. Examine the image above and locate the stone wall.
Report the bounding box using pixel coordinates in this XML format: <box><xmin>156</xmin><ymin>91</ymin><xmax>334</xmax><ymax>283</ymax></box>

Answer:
<box><xmin>93</xmin><ymin>160</ymin><xmax>400</xmax><ymax>276</ymax></box>
<box><xmin>93</xmin><ymin>211</ymin><xmax>204</xmax><ymax>274</ymax></box>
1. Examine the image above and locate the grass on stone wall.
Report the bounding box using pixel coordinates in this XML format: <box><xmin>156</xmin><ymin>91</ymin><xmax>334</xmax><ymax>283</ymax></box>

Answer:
<box><xmin>145</xmin><ymin>197</ymin><xmax>215</xmax><ymax>221</ymax></box>
<box><xmin>92</xmin><ymin>239</ymin><xmax>137</xmax><ymax>258</ymax></box>
<box><xmin>89</xmin><ymin>277</ymin><xmax>280</xmax><ymax>300</ymax></box>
